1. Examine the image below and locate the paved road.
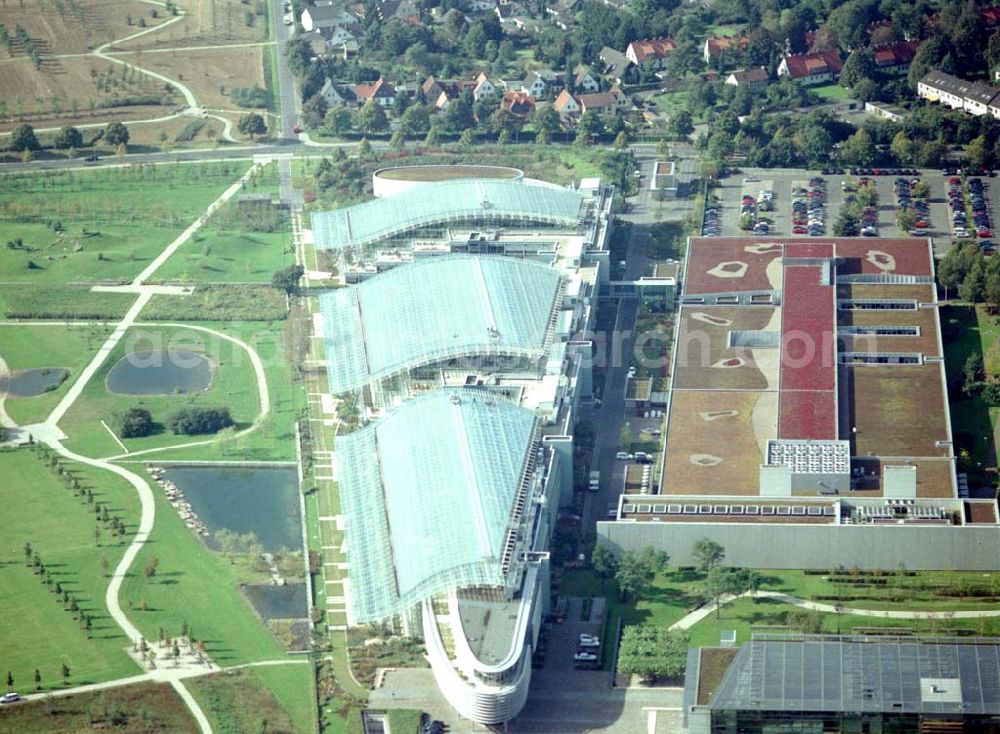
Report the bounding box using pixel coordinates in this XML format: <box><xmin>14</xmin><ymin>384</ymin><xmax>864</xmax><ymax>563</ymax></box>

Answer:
<box><xmin>270</xmin><ymin>0</ymin><xmax>300</xmax><ymax>138</ymax></box>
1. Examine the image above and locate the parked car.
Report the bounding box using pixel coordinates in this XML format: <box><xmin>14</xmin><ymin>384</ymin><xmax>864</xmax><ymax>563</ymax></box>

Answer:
<box><xmin>0</xmin><ymin>693</ymin><xmax>21</xmax><ymax>704</ymax></box>
<box><xmin>574</xmin><ymin>651</ymin><xmax>598</xmax><ymax>662</ymax></box>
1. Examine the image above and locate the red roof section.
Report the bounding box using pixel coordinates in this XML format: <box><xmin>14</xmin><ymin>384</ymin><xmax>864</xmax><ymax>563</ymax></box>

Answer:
<box><xmin>780</xmin><ymin>264</ymin><xmax>836</xmax><ymax>393</ymax></box>
<box><xmin>628</xmin><ymin>37</ymin><xmax>676</xmax><ymax>63</ymax></box>
<box><xmin>872</xmin><ymin>40</ymin><xmax>920</xmax><ymax>68</ymax></box>
<box><xmin>778</xmin><ymin>390</ymin><xmax>837</xmax><ymax>440</ymax></box>
<box><xmin>785</xmin><ymin>242</ymin><xmax>834</xmax><ymax>259</ymax></box>
<box><xmin>781</xmin><ymin>49</ymin><xmax>843</xmax><ymax>78</ymax></box>
<box><xmin>834</xmin><ymin>238</ymin><xmax>933</xmax><ymax>277</ymax></box>
<box><xmin>500</xmin><ymin>91</ymin><xmax>536</xmax><ymax>117</ymax></box>
<box><xmin>705</xmin><ymin>34</ymin><xmax>748</xmax><ymax>58</ymax></box>
<box><xmin>355</xmin><ymin>78</ymin><xmax>396</xmax><ymax>100</ymax></box>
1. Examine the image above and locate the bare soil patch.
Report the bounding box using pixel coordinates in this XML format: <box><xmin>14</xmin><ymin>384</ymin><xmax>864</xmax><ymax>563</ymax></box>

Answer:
<box><xmin>111</xmin><ymin>0</ymin><xmax>266</xmax><ymax>50</ymax></box>
<box><xmin>0</xmin><ymin>0</ymin><xmax>167</xmax><ymax>55</ymax></box>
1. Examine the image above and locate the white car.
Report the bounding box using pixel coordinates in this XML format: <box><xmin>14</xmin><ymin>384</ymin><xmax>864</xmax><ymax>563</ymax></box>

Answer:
<box><xmin>574</xmin><ymin>651</ymin><xmax>598</xmax><ymax>662</ymax></box>
<box><xmin>0</xmin><ymin>693</ymin><xmax>21</xmax><ymax>704</ymax></box>
<box><xmin>579</xmin><ymin>635</ymin><xmax>600</xmax><ymax>647</ymax></box>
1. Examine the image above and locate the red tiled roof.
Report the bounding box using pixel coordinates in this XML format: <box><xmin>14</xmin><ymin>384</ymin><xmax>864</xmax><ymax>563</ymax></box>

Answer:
<box><xmin>355</xmin><ymin>78</ymin><xmax>396</xmax><ymax>100</ymax></box>
<box><xmin>871</xmin><ymin>40</ymin><xmax>920</xmax><ymax>68</ymax></box>
<box><xmin>781</xmin><ymin>48</ymin><xmax>842</xmax><ymax>78</ymax></box>
<box><xmin>982</xmin><ymin>5</ymin><xmax>1000</xmax><ymax>27</ymax></box>
<box><xmin>705</xmin><ymin>34</ymin><xmax>748</xmax><ymax>58</ymax></box>
<box><xmin>628</xmin><ymin>37</ymin><xmax>676</xmax><ymax>63</ymax></box>
<box><xmin>500</xmin><ymin>91</ymin><xmax>535</xmax><ymax>116</ymax></box>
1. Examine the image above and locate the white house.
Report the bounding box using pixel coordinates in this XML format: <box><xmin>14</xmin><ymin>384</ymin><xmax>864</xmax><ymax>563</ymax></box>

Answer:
<box><xmin>473</xmin><ymin>72</ymin><xmax>498</xmax><ymax>101</ymax></box>
<box><xmin>320</xmin><ymin>78</ymin><xmax>355</xmax><ymax>107</ymax></box>
<box><xmin>301</xmin><ymin>3</ymin><xmax>357</xmax><ymax>31</ymax></box>
<box><xmin>573</xmin><ymin>64</ymin><xmax>600</xmax><ymax>93</ymax></box>
<box><xmin>553</xmin><ymin>88</ymin><xmax>580</xmax><ymax>118</ymax></box>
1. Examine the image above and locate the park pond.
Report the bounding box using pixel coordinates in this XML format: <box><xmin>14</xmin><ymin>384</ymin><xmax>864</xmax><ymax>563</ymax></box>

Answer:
<box><xmin>105</xmin><ymin>349</ymin><xmax>213</xmax><ymax>395</ymax></box>
<box><xmin>0</xmin><ymin>367</ymin><xmax>69</xmax><ymax>397</ymax></box>
<box><xmin>243</xmin><ymin>582</ymin><xmax>309</xmax><ymax>619</ymax></box>
<box><xmin>160</xmin><ymin>465</ymin><xmax>301</xmax><ymax>553</ymax></box>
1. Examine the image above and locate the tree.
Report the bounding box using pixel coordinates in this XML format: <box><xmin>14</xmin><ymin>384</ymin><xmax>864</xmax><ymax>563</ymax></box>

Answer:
<box><xmin>104</xmin><ymin>121</ymin><xmax>130</xmax><ymax>147</ymax></box>
<box><xmin>324</xmin><ymin>107</ymin><xmax>354</xmax><ymax>136</ymax></box>
<box><xmin>167</xmin><ymin>407</ymin><xmax>234</xmax><ymax>435</ymax></box>
<box><xmin>301</xmin><ymin>93</ymin><xmax>328</xmax><ymax>129</ymax></box>
<box><xmin>60</xmin><ymin>663</ymin><xmax>70</xmax><ymax>686</ymax></box>
<box><xmin>34</xmin><ymin>669</ymin><xmax>41</xmax><ymax>691</ymax></box>
<box><xmin>531</xmin><ymin>105</ymin><xmax>560</xmax><ymax>142</ymax></box>
<box><xmin>967</xmin><ymin>135</ymin><xmax>991</xmax><ymax>171</ymax></box>
<box><xmin>117</xmin><ymin>406</ymin><xmax>154</xmax><ymax>438</ymax></box>
<box><xmin>591</xmin><ymin>545</ymin><xmax>619</xmax><ymax>589</ymax></box>
<box><xmin>840</xmin><ymin>129</ymin><xmax>876</xmax><ymax>167</ymax></box>
<box><xmin>692</xmin><ymin>538</ymin><xmax>725</xmax><ymax>574</ymax></box>
<box><xmin>400</xmin><ymin>104</ymin><xmax>431</xmax><ymax>137</ymax></box>
<box><xmin>5</xmin><ymin>671</ymin><xmax>12</xmax><ymax>692</ymax></box>
<box><xmin>619</xmin><ymin>423</ymin><xmax>633</xmax><ymax>452</ymax></box>
<box><xmin>389</xmin><ymin>130</ymin><xmax>405</xmax><ymax>150</ymax></box>
<box><xmin>890</xmin><ymin>130</ymin><xmax>917</xmax><ymax>165</ymax></box>
<box><xmin>897</xmin><ymin>208</ymin><xmax>917</xmax><ymax>234</ymax></box>
<box><xmin>615</xmin><ymin>546</ymin><xmax>667</xmax><ymax>601</ymax></box>
<box><xmin>963</xmin><ymin>352</ymin><xmax>984</xmax><ymax>396</ymax></box>
<box><xmin>668</xmin><ymin>110</ymin><xmax>694</xmax><ymax>141</ymax></box>
<box><xmin>10</xmin><ymin>123</ymin><xmax>38</xmax><ymax>151</ymax></box>
<box><xmin>839</xmin><ymin>49</ymin><xmax>876</xmax><ymax>89</ymax></box>
<box><xmin>617</xmin><ymin>627</ymin><xmax>689</xmax><ymax>683</ymax></box>
<box><xmin>53</xmin><ymin>125</ymin><xmax>83</xmax><ymax>150</ymax></box>
<box><xmin>100</xmin><ymin>555</ymin><xmax>109</xmax><ymax>577</ymax></box>
<box><xmin>357</xmin><ymin>137</ymin><xmax>372</xmax><ymax>156</ymax></box>
<box><xmin>703</xmin><ymin>567</ymin><xmax>762</xmax><ymax>617</ymax></box>
<box><xmin>355</xmin><ymin>99</ymin><xmax>389</xmax><ymax>135</ymax></box>
<box><xmin>237</xmin><ymin>113</ymin><xmax>266</xmax><ymax>141</ymax></box>
<box><xmin>272</xmin><ymin>263</ymin><xmax>304</xmax><ymax>294</ymax></box>
<box><xmin>459</xmin><ymin>128</ymin><xmax>473</xmax><ymax>147</ymax></box>
<box><xmin>444</xmin><ymin>97</ymin><xmax>475</xmax><ymax>133</ymax></box>
<box><xmin>144</xmin><ymin>555</ymin><xmax>159</xmax><ymax>578</ymax></box>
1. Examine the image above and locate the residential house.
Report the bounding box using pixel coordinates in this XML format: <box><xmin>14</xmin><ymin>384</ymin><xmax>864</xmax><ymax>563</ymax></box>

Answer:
<box><xmin>553</xmin><ymin>88</ymin><xmax>580</xmax><ymax>118</ymax></box>
<box><xmin>576</xmin><ymin>86</ymin><xmax>627</xmax><ymax>117</ymax></box>
<box><xmin>521</xmin><ymin>70</ymin><xmax>562</xmax><ymax>98</ymax></box>
<box><xmin>625</xmin><ymin>38</ymin><xmax>676</xmax><ymax>69</ymax></box>
<box><xmin>354</xmin><ymin>78</ymin><xmax>397</xmax><ymax>106</ymax></box>
<box><xmin>494</xmin><ymin>3</ymin><xmax>529</xmax><ymax>29</ymax></box>
<box><xmin>573</xmin><ymin>64</ymin><xmax>600</xmax><ymax>92</ymax></box>
<box><xmin>500</xmin><ymin>90</ymin><xmax>536</xmax><ymax>118</ymax></box>
<box><xmin>599</xmin><ymin>46</ymin><xmax>633</xmax><ymax>84</ymax></box>
<box><xmin>320</xmin><ymin>78</ymin><xmax>357</xmax><ymax>107</ymax></box>
<box><xmin>544</xmin><ymin>0</ymin><xmax>578</xmax><ymax>29</ymax></box>
<box><xmin>301</xmin><ymin>2</ymin><xmax>357</xmax><ymax>31</ymax></box>
<box><xmin>421</xmin><ymin>75</ymin><xmax>446</xmax><ymax>103</ymax></box>
<box><xmin>473</xmin><ymin>72</ymin><xmax>498</xmax><ymax>101</ymax></box>
<box><xmin>455</xmin><ymin>0</ymin><xmax>494</xmax><ymax>12</ymax></box>
<box><xmin>776</xmin><ymin>49</ymin><xmax>843</xmax><ymax>85</ymax></box>
<box><xmin>702</xmin><ymin>34</ymin><xmax>748</xmax><ymax>65</ymax></box>
<box><xmin>376</xmin><ymin>0</ymin><xmax>420</xmax><ymax>22</ymax></box>
<box><xmin>917</xmin><ymin>69</ymin><xmax>1000</xmax><ymax>116</ymax></box>
<box><xmin>724</xmin><ymin>67</ymin><xmax>770</xmax><ymax>93</ymax></box>
<box><xmin>983</xmin><ymin>5</ymin><xmax>1000</xmax><ymax>31</ymax></box>
<box><xmin>871</xmin><ymin>40</ymin><xmax>920</xmax><ymax>76</ymax></box>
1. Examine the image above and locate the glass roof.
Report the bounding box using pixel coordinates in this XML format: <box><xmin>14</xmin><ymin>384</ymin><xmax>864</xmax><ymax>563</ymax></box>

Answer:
<box><xmin>320</xmin><ymin>255</ymin><xmax>563</xmax><ymax>393</ymax></box>
<box><xmin>337</xmin><ymin>389</ymin><xmax>538</xmax><ymax>622</ymax></box>
<box><xmin>710</xmin><ymin>638</ymin><xmax>1000</xmax><ymax>715</ymax></box>
<box><xmin>310</xmin><ymin>179</ymin><xmax>585</xmax><ymax>249</ymax></box>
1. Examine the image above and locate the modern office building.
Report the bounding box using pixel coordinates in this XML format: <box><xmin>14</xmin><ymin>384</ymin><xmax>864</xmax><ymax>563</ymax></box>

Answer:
<box><xmin>598</xmin><ymin>237</ymin><xmax>1000</xmax><ymax>570</ymax></box>
<box><xmin>684</xmin><ymin>633</ymin><xmax>1000</xmax><ymax>733</ymax></box>
<box><xmin>309</xmin><ymin>171</ymin><xmax>610</xmax><ymax>724</ymax></box>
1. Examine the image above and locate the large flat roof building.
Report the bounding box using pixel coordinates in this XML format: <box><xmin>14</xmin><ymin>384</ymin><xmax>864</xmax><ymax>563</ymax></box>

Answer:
<box><xmin>685</xmin><ymin>634</ymin><xmax>1000</xmax><ymax>734</ymax></box>
<box><xmin>599</xmin><ymin>237</ymin><xmax>1000</xmax><ymax>570</ymax></box>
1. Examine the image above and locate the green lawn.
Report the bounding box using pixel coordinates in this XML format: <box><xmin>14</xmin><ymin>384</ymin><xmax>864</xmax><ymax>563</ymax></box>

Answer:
<box><xmin>151</xmin><ymin>229</ymin><xmax>294</xmax><ymax>284</ymax></box>
<box><xmin>0</xmin><ymin>284</ymin><xmax>136</xmax><ymax>321</ymax></box>
<box><xmin>705</xmin><ymin>24</ymin><xmax>743</xmax><ymax>37</ymax></box>
<box><xmin>0</xmin><ymin>324</ymin><xmax>112</xmax><ymax>426</ymax></box>
<box><xmin>0</xmin><ymin>161</ymin><xmax>250</xmax><ymax>284</ymax></box>
<box><xmin>58</xmin><ymin>324</ymin><xmax>265</xmax><ymax>459</ymax></box>
<box><xmin>941</xmin><ymin>304</ymin><xmax>999</xmax><ymax>481</ymax></box>
<box><xmin>650</xmin><ymin>91</ymin><xmax>688</xmax><ymax>118</ymax></box>
<box><xmin>0</xmin><ymin>449</ymin><xmax>142</xmax><ymax>690</ymax></box>
<box><xmin>116</xmin><ymin>320</ymin><xmax>303</xmax><ymax>462</ymax></box>
<box><xmin>117</xmin><ymin>484</ymin><xmax>289</xmax><ymax>666</ymax></box>
<box><xmin>812</xmin><ymin>84</ymin><xmax>854</xmax><ymax>103</ymax></box>
<box><xmin>187</xmin><ymin>665</ymin><xmax>316</xmax><ymax>734</ymax></box>
<box><xmin>0</xmin><ymin>681</ymin><xmax>198</xmax><ymax>733</ymax></box>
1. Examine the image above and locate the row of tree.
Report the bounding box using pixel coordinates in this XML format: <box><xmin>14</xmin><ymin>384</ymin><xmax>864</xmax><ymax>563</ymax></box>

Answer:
<box><xmin>8</xmin><ymin>121</ymin><xmax>129</xmax><ymax>153</ymax></box>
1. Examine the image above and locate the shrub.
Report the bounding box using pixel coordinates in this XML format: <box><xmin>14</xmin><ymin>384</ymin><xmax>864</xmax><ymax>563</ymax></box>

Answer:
<box><xmin>174</xmin><ymin>119</ymin><xmax>206</xmax><ymax>142</ymax></box>
<box><xmin>167</xmin><ymin>406</ymin><xmax>234</xmax><ymax>435</ymax></box>
<box><xmin>231</xmin><ymin>86</ymin><xmax>270</xmax><ymax>108</ymax></box>
<box><xmin>118</xmin><ymin>407</ymin><xmax>155</xmax><ymax>438</ymax></box>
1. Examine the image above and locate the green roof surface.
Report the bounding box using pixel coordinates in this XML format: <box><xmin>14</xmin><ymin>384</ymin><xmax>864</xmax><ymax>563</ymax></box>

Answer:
<box><xmin>319</xmin><ymin>256</ymin><xmax>563</xmax><ymax>393</ymax></box>
<box><xmin>337</xmin><ymin>390</ymin><xmax>538</xmax><ymax>622</ymax></box>
<box><xmin>310</xmin><ymin>179</ymin><xmax>584</xmax><ymax>249</ymax></box>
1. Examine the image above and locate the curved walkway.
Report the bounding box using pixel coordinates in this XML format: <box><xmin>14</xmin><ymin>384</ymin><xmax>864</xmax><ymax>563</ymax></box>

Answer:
<box><xmin>669</xmin><ymin>590</ymin><xmax>1000</xmax><ymax>631</ymax></box>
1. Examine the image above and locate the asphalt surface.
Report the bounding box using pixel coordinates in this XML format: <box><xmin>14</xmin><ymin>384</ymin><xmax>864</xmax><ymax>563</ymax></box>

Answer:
<box><xmin>270</xmin><ymin>0</ymin><xmax>300</xmax><ymax>138</ymax></box>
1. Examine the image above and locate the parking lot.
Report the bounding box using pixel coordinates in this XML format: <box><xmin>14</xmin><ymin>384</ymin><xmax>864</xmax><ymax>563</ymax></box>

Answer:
<box><xmin>704</xmin><ymin>168</ymin><xmax>1000</xmax><ymax>257</ymax></box>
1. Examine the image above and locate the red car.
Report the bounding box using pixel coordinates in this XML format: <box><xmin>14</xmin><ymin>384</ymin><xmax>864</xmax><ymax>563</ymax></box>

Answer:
<box><xmin>292</xmin><ymin>124</ymin><xmax>302</xmax><ymax>134</ymax></box>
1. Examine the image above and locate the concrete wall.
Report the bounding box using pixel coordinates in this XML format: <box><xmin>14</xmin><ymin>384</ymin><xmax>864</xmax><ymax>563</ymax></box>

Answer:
<box><xmin>597</xmin><ymin>521</ymin><xmax>1000</xmax><ymax>570</ymax></box>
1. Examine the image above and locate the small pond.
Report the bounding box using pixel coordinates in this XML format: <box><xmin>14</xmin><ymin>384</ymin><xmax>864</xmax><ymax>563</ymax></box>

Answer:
<box><xmin>243</xmin><ymin>582</ymin><xmax>308</xmax><ymax>619</ymax></box>
<box><xmin>0</xmin><ymin>367</ymin><xmax>69</xmax><ymax>397</ymax></box>
<box><xmin>105</xmin><ymin>350</ymin><xmax>213</xmax><ymax>395</ymax></box>
<box><xmin>161</xmin><ymin>466</ymin><xmax>301</xmax><ymax>552</ymax></box>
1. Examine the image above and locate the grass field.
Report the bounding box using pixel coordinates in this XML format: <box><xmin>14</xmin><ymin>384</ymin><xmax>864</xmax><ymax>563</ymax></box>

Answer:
<box><xmin>0</xmin><ymin>681</ymin><xmax>198</xmax><ymax>733</ymax></box>
<box><xmin>143</xmin><ymin>285</ymin><xmax>289</xmax><ymax>321</ymax></box>
<box><xmin>0</xmin><ymin>449</ymin><xmax>142</xmax><ymax>690</ymax></box>
<box><xmin>118</xmin><ymin>482</ymin><xmax>289</xmax><ymax>667</ymax></box>
<box><xmin>0</xmin><ymin>323</ymin><xmax>111</xmax><ymax>426</ymax></box>
<box><xmin>812</xmin><ymin>84</ymin><xmax>853</xmax><ymax>103</ymax></box>
<box><xmin>116</xmin><ymin>45</ymin><xmax>266</xmax><ymax>112</ymax></box>
<box><xmin>560</xmin><ymin>565</ymin><xmax>1000</xmax><ymax>666</ymax></box>
<box><xmin>112</xmin><ymin>0</ymin><xmax>267</xmax><ymax>49</ymax></box>
<box><xmin>0</xmin><ymin>284</ymin><xmax>136</xmax><ymax>320</ymax></box>
<box><xmin>187</xmin><ymin>665</ymin><xmax>316</xmax><ymax>734</ymax></box>
<box><xmin>0</xmin><ymin>161</ymin><xmax>250</xmax><ymax>284</ymax></box>
<box><xmin>942</xmin><ymin>305</ymin><xmax>999</xmax><ymax>480</ymax></box>
<box><xmin>58</xmin><ymin>323</ymin><xmax>264</xmax><ymax>458</ymax></box>
<box><xmin>650</xmin><ymin>91</ymin><xmax>688</xmax><ymax>119</ymax></box>
<box><xmin>152</xmin><ymin>230</ymin><xmax>292</xmax><ymax>283</ymax></box>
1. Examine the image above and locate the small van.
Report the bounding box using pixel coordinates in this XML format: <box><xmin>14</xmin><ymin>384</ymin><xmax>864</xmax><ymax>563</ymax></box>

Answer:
<box><xmin>616</xmin><ymin>451</ymin><xmax>630</xmax><ymax>460</ymax></box>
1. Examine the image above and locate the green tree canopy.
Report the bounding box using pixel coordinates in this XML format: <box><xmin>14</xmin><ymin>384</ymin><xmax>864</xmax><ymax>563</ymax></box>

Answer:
<box><xmin>53</xmin><ymin>125</ymin><xmax>83</xmax><ymax>150</ymax></box>
<box><xmin>237</xmin><ymin>113</ymin><xmax>267</xmax><ymax>140</ymax></box>
<box><xmin>355</xmin><ymin>99</ymin><xmax>389</xmax><ymax>135</ymax></box>
<box><xmin>615</xmin><ymin>546</ymin><xmax>667</xmax><ymax>601</ymax></box>
<box><xmin>692</xmin><ymin>538</ymin><xmax>725</xmax><ymax>574</ymax></box>
<box><xmin>617</xmin><ymin>626</ymin><xmax>689</xmax><ymax>683</ymax></box>
<box><xmin>104</xmin><ymin>121</ymin><xmax>130</xmax><ymax>147</ymax></box>
<box><xmin>10</xmin><ymin>123</ymin><xmax>39</xmax><ymax>151</ymax></box>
